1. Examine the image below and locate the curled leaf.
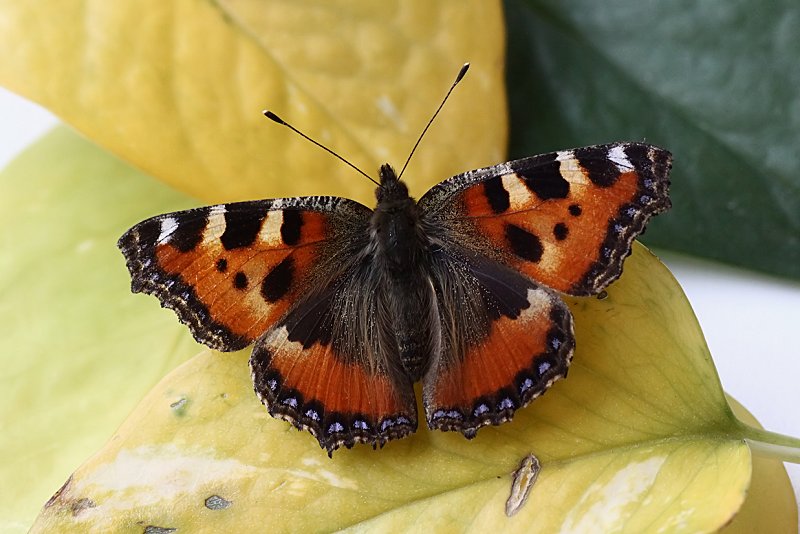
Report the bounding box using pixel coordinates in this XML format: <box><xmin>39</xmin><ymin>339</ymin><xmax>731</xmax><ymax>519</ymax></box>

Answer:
<box><xmin>721</xmin><ymin>397</ymin><xmax>798</xmax><ymax>533</ymax></box>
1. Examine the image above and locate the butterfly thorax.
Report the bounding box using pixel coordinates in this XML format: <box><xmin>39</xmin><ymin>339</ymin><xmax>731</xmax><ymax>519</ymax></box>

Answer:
<box><xmin>372</xmin><ymin>164</ymin><xmax>429</xmax><ymax>276</ymax></box>
<box><xmin>371</xmin><ymin>164</ymin><xmax>440</xmax><ymax>380</ymax></box>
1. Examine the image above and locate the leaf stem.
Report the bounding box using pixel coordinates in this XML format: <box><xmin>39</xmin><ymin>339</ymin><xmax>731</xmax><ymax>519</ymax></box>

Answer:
<box><xmin>735</xmin><ymin>421</ymin><xmax>800</xmax><ymax>464</ymax></box>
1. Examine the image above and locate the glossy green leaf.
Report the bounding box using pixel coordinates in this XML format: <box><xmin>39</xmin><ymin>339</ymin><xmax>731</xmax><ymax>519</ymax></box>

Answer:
<box><xmin>0</xmin><ymin>0</ymin><xmax>507</xmax><ymax>206</ymax></box>
<box><xmin>505</xmin><ymin>0</ymin><xmax>800</xmax><ymax>279</ymax></box>
<box><xmin>0</xmin><ymin>128</ymin><xmax>199</xmax><ymax>533</ymax></box>
<box><xmin>30</xmin><ymin>245</ymin><xmax>780</xmax><ymax>533</ymax></box>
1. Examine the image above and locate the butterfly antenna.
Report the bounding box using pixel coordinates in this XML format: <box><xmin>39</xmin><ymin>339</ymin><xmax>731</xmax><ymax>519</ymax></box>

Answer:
<box><xmin>263</xmin><ymin>110</ymin><xmax>380</xmax><ymax>187</ymax></box>
<box><xmin>397</xmin><ymin>62</ymin><xmax>470</xmax><ymax>180</ymax></box>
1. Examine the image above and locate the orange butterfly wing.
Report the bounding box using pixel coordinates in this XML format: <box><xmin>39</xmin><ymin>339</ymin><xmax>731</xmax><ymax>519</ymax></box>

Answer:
<box><xmin>423</xmin><ymin>251</ymin><xmax>574</xmax><ymax>435</ymax></box>
<box><xmin>118</xmin><ymin>197</ymin><xmax>371</xmax><ymax>351</ymax></box>
<box><xmin>250</xmin><ymin>263</ymin><xmax>418</xmax><ymax>455</ymax></box>
<box><xmin>420</xmin><ymin>142</ymin><xmax>671</xmax><ymax>295</ymax></box>
<box><xmin>121</xmin><ymin>197</ymin><xmax>418</xmax><ymax>454</ymax></box>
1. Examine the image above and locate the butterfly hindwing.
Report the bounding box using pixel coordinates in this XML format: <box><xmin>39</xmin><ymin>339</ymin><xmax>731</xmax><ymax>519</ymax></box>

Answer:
<box><xmin>423</xmin><ymin>249</ymin><xmax>574</xmax><ymax>436</ymax></box>
<box><xmin>419</xmin><ymin>142</ymin><xmax>671</xmax><ymax>296</ymax></box>
<box><xmin>250</xmin><ymin>260</ymin><xmax>418</xmax><ymax>454</ymax></box>
<box><xmin>118</xmin><ymin>197</ymin><xmax>372</xmax><ymax>351</ymax></box>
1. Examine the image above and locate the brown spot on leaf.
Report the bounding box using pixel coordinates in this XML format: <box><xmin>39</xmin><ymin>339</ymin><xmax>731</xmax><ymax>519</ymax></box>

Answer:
<box><xmin>71</xmin><ymin>498</ymin><xmax>96</xmax><ymax>516</ymax></box>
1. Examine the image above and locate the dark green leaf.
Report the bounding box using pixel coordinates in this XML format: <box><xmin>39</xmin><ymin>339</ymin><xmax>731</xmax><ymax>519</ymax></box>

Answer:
<box><xmin>505</xmin><ymin>0</ymin><xmax>800</xmax><ymax>279</ymax></box>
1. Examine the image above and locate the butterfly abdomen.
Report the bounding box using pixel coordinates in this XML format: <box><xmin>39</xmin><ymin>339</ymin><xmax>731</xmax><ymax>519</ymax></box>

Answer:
<box><xmin>383</xmin><ymin>272</ymin><xmax>441</xmax><ymax>381</ymax></box>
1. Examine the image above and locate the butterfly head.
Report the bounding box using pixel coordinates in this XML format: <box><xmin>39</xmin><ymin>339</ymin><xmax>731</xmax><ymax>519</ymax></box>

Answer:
<box><xmin>376</xmin><ymin>164</ymin><xmax>411</xmax><ymax>205</ymax></box>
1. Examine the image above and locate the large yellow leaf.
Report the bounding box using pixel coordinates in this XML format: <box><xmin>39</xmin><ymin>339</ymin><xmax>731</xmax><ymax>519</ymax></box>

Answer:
<box><xmin>31</xmin><ymin>245</ymin><xmax>792</xmax><ymax>533</ymax></box>
<box><xmin>0</xmin><ymin>0</ymin><xmax>506</xmax><ymax>204</ymax></box>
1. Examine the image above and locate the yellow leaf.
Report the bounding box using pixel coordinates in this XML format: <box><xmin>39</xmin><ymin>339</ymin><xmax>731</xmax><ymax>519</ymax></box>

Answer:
<box><xmin>30</xmin><ymin>246</ymin><xmax>759</xmax><ymax>532</ymax></box>
<box><xmin>0</xmin><ymin>0</ymin><xmax>506</xmax><ymax>205</ymax></box>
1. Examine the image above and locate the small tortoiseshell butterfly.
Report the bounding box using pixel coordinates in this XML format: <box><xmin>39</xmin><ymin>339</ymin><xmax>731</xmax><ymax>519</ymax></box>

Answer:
<box><xmin>118</xmin><ymin>65</ymin><xmax>671</xmax><ymax>456</ymax></box>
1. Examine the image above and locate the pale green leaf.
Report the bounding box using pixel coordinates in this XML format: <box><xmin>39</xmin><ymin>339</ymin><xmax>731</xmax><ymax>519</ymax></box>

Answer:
<box><xmin>0</xmin><ymin>128</ymin><xmax>198</xmax><ymax>532</ymax></box>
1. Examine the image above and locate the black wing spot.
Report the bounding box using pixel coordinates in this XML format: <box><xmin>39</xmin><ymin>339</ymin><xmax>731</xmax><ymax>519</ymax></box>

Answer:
<box><xmin>574</xmin><ymin>146</ymin><xmax>620</xmax><ymax>187</ymax></box>
<box><xmin>505</xmin><ymin>224</ymin><xmax>544</xmax><ymax>262</ymax></box>
<box><xmin>281</xmin><ymin>210</ymin><xmax>303</xmax><ymax>246</ymax></box>
<box><xmin>483</xmin><ymin>176</ymin><xmax>510</xmax><ymax>213</ymax></box>
<box><xmin>519</xmin><ymin>154</ymin><xmax>570</xmax><ymax>200</ymax></box>
<box><xmin>261</xmin><ymin>256</ymin><xmax>295</xmax><ymax>302</ymax></box>
<box><xmin>216</xmin><ymin>258</ymin><xmax>228</xmax><ymax>272</ymax></box>
<box><xmin>568</xmin><ymin>204</ymin><xmax>582</xmax><ymax>216</ymax></box>
<box><xmin>221</xmin><ymin>202</ymin><xmax>270</xmax><ymax>250</ymax></box>
<box><xmin>169</xmin><ymin>211</ymin><xmax>208</xmax><ymax>252</ymax></box>
<box><xmin>233</xmin><ymin>271</ymin><xmax>248</xmax><ymax>290</ymax></box>
<box><xmin>553</xmin><ymin>222</ymin><xmax>569</xmax><ymax>241</ymax></box>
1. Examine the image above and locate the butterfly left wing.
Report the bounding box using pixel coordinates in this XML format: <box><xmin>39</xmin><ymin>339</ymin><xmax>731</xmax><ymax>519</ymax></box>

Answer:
<box><xmin>118</xmin><ymin>197</ymin><xmax>372</xmax><ymax>351</ymax></box>
<box><xmin>419</xmin><ymin>142</ymin><xmax>671</xmax><ymax>296</ymax></box>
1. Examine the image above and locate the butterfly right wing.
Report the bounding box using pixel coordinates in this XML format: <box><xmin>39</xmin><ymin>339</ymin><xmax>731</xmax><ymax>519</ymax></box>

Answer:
<box><xmin>419</xmin><ymin>142</ymin><xmax>671</xmax><ymax>296</ymax></box>
<box><xmin>418</xmin><ymin>142</ymin><xmax>670</xmax><ymax>438</ymax></box>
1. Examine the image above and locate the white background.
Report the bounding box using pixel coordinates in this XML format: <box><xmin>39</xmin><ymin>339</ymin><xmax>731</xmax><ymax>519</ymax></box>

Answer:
<box><xmin>2</xmin><ymin>87</ymin><xmax>799</xmax><ymax>517</ymax></box>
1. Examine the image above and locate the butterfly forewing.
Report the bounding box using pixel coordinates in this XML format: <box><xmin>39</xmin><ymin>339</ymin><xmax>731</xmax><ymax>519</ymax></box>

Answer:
<box><xmin>118</xmin><ymin>197</ymin><xmax>371</xmax><ymax>351</ymax></box>
<box><xmin>419</xmin><ymin>142</ymin><xmax>671</xmax><ymax>296</ymax></box>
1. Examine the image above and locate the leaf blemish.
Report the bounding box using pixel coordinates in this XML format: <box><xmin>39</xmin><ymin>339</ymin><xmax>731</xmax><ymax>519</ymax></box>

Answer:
<box><xmin>170</xmin><ymin>397</ymin><xmax>188</xmax><ymax>416</ymax></box>
<box><xmin>205</xmin><ymin>494</ymin><xmax>232</xmax><ymax>510</ymax></box>
<box><xmin>505</xmin><ymin>453</ymin><xmax>541</xmax><ymax>517</ymax></box>
<box><xmin>70</xmin><ymin>497</ymin><xmax>96</xmax><ymax>516</ymax></box>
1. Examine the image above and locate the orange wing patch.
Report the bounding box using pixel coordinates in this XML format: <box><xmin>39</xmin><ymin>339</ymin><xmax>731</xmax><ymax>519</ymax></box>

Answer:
<box><xmin>424</xmin><ymin>285</ymin><xmax>573</xmax><ymax>437</ymax></box>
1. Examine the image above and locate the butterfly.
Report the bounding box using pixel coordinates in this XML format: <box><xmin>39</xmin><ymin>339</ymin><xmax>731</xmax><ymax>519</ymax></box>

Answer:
<box><xmin>118</xmin><ymin>67</ymin><xmax>672</xmax><ymax>456</ymax></box>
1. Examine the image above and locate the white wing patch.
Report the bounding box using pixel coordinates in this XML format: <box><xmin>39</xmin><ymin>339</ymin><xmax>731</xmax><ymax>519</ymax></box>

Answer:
<box><xmin>258</xmin><ymin>210</ymin><xmax>285</xmax><ymax>246</ymax></box>
<box><xmin>608</xmin><ymin>145</ymin><xmax>633</xmax><ymax>172</ymax></box>
<box><xmin>556</xmin><ymin>150</ymin><xmax>591</xmax><ymax>185</ymax></box>
<box><xmin>203</xmin><ymin>205</ymin><xmax>227</xmax><ymax>243</ymax></box>
<box><xmin>157</xmin><ymin>217</ymin><xmax>179</xmax><ymax>244</ymax></box>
